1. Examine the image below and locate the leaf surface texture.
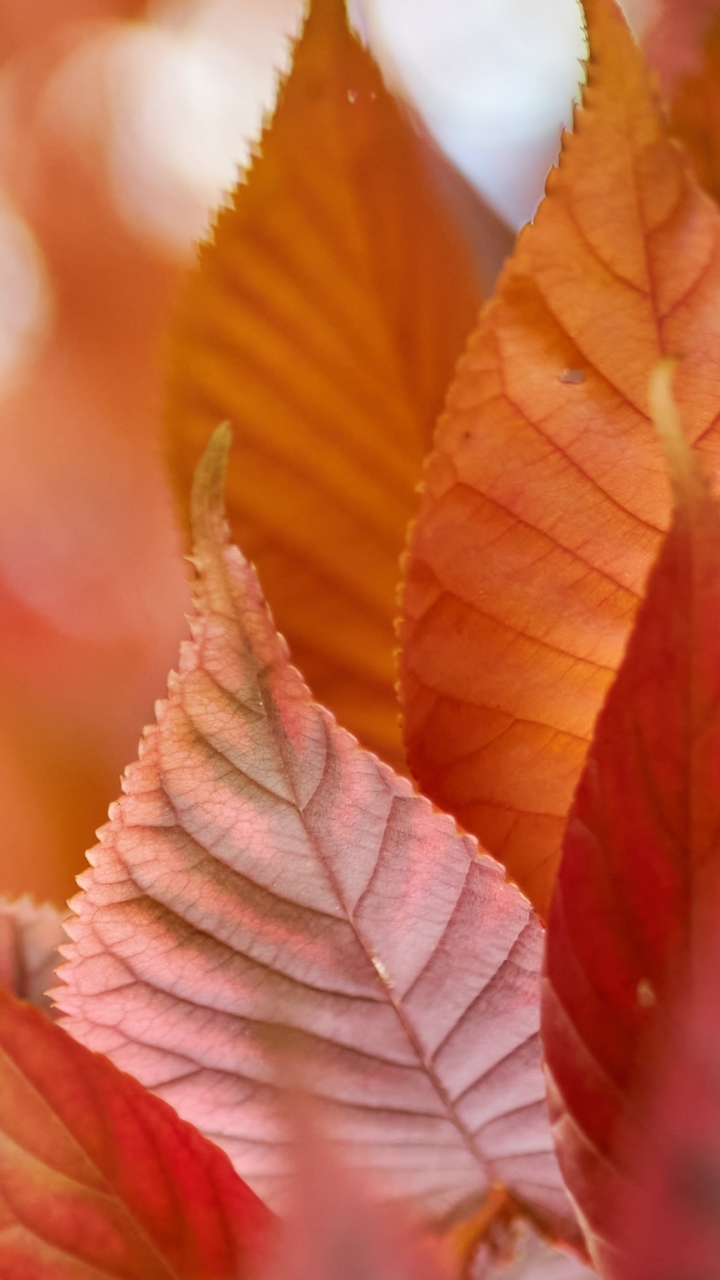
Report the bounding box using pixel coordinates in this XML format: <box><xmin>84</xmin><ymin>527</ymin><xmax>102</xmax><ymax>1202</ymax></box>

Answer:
<box><xmin>164</xmin><ymin>0</ymin><xmax>488</xmax><ymax>772</ymax></box>
<box><xmin>57</xmin><ymin>428</ymin><xmax>579</xmax><ymax>1250</ymax></box>
<box><xmin>399</xmin><ymin>0</ymin><xmax>720</xmax><ymax>917</ymax></box>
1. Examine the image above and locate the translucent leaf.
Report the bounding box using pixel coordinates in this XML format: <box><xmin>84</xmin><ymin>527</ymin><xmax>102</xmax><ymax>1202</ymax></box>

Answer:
<box><xmin>398</xmin><ymin>0</ymin><xmax>720</xmax><ymax>918</ymax></box>
<box><xmin>56</xmin><ymin>427</ymin><xmax>581</xmax><ymax>1253</ymax></box>
<box><xmin>164</xmin><ymin>0</ymin><xmax>499</xmax><ymax>772</ymax></box>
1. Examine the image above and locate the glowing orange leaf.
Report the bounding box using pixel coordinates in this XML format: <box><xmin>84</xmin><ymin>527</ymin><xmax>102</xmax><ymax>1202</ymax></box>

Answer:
<box><xmin>399</xmin><ymin>0</ymin><xmax>720</xmax><ymax>919</ymax></box>
<box><xmin>164</xmin><ymin>0</ymin><xmax>492</xmax><ymax>772</ymax></box>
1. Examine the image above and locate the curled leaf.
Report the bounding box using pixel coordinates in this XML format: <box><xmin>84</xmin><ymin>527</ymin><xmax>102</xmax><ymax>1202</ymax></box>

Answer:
<box><xmin>56</xmin><ymin>426</ymin><xmax>581</xmax><ymax>1253</ymax></box>
<box><xmin>0</xmin><ymin>986</ymin><xmax>270</xmax><ymax>1278</ymax></box>
<box><xmin>398</xmin><ymin>0</ymin><xmax>720</xmax><ymax>918</ymax></box>
<box><xmin>164</xmin><ymin>0</ymin><xmax>498</xmax><ymax>772</ymax></box>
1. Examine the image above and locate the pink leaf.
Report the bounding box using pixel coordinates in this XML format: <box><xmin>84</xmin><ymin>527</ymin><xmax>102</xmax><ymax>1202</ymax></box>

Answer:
<box><xmin>0</xmin><ymin>985</ymin><xmax>270</xmax><ymax>1278</ymax></box>
<box><xmin>55</xmin><ymin>425</ymin><xmax>581</xmax><ymax>1252</ymax></box>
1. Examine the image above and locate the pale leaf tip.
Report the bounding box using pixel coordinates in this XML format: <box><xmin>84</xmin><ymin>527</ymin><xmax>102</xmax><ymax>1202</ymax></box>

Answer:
<box><xmin>190</xmin><ymin>421</ymin><xmax>233</xmax><ymax>555</ymax></box>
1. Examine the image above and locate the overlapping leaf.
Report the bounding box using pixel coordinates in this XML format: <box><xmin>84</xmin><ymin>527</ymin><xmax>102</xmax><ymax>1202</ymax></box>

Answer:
<box><xmin>163</xmin><ymin>0</ymin><xmax>500</xmax><ymax>772</ymax></box>
<box><xmin>249</xmin><ymin>1100</ymin><xmax>445</xmax><ymax>1280</ymax></box>
<box><xmin>398</xmin><ymin>0</ymin><xmax>720</xmax><ymax>918</ymax></box>
<box><xmin>542</xmin><ymin>367</ymin><xmax>720</xmax><ymax>1272</ymax></box>
<box><xmin>56</xmin><ymin>427</ymin><xmax>581</xmax><ymax>1253</ymax></box>
<box><xmin>0</xmin><ymin>986</ymin><xmax>269</xmax><ymax>1278</ymax></box>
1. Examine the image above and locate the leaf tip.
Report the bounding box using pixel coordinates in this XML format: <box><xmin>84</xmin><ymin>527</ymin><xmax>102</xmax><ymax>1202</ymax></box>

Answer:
<box><xmin>190</xmin><ymin>422</ymin><xmax>234</xmax><ymax>584</ymax></box>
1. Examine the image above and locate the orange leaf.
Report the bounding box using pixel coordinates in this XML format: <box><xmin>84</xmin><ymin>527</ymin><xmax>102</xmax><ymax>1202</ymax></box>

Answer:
<box><xmin>398</xmin><ymin>0</ymin><xmax>720</xmax><ymax>919</ymax></box>
<box><xmin>163</xmin><ymin>0</ymin><xmax>499</xmax><ymax>772</ymax></box>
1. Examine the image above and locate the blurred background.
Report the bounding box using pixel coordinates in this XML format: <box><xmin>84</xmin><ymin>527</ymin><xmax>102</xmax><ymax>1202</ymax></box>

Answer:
<box><xmin>0</xmin><ymin>0</ymin><xmax>654</xmax><ymax>903</ymax></box>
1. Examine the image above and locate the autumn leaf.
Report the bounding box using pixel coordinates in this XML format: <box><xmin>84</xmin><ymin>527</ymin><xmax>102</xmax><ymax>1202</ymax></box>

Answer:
<box><xmin>0</xmin><ymin>985</ymin><xmax>270</xmax><ymax>1278</ymax></box>
<box><xmin>616</xmin><ymin>886</ymin><xmax>720</xmax><ymax>1280</ymax></box>
<box><xmin>0</xmin><ymin>895</ymin><xmax>67</xmax><ymax>1014</ymax></box>
<box><xmin>55</xmin><ymin>425</ymin><xmax>582</xmax><ymax>1256</ymax></box>
<box><xmin>398</xmin><ymin>0</ymin><xmax>720</xmax><ymax>919</ymax></box>
<box><xmin>163</xmin><ymin>0</ymin><xmax>501</xmax><ymax>772</ymax></box>
<box><xmin>541</xmin><ymin>364</ymin><xmax>720</xmax><ymax>1273</ymax></box>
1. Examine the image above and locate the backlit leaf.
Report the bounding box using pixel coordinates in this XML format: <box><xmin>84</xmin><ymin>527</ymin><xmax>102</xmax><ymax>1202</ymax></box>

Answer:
<box><xmin>164</xmin><ymin>0</ymin><xmax>497</xmax><ymax>772</ymax></box>
<box><xmin>398</xmin><ymin>0</ymin><xmax>720</xmax><ymax>918</ymax></box>
<box><xmin>56</xmin><ymin>427</ymin><xmax>581</xmax><ymax>1252</ymax></box>
<box><xmin>0</xmin><ymin>986</ymin><xmax>270</xmax><ymax>1278</ymax></box>
<box><xmin>541</xmin><ymin>365</ymin><xmax>720</xmax><ymax>1272</ymax></box>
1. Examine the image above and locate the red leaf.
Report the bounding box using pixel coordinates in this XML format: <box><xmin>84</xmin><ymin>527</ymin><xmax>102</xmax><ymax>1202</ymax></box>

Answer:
<box><xmin>55</xmin><ymin>426</ymin><xmax>581</xmax><ymax>1252</ymax></box>
<box><xmin>0</xmin><ymin>986</ymin><xmax>270</xmax><ymax>1278</ymax></box>
<box><xmin>541</xmin><ymin>363</ymin><xmax>720</xmax><ymax>1272</ymax></box>
<box><xmin>616</xmin><ymin>888</ymin><xmax>720</xmax><ymax>1279</ymax></box>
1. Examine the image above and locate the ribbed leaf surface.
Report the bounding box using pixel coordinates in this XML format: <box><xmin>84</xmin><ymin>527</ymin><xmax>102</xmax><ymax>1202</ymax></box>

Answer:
<box><xmin>57</xmin><ymin>428</ymin><xmax>580</xmax><ymax>1251</ymax></box>
<box><xmin>163</xmin><ymin>0</ymin><xmax>492</xmax><ymax>773</ymax></box>
<box><xmin>398</xmin><ymin>0</ymin><xmax>720</xmax><ymax>918</ymax></box>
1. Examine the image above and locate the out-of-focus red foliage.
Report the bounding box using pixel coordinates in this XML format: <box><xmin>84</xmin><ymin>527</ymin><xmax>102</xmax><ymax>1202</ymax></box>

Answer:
<box><xmin>0</xmin><ymin>0</ymin><xmax>189</xmax><ymax>902</ymax></box>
